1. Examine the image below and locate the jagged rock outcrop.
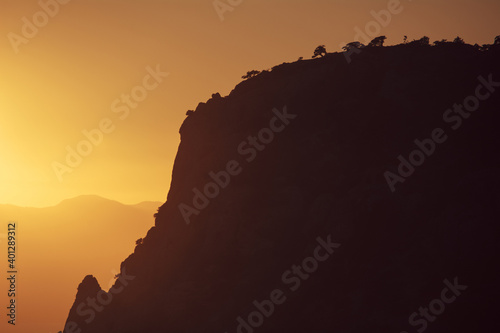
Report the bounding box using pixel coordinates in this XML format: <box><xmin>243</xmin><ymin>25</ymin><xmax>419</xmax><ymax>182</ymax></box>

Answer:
<box><xmin>63</xmin><ymin>42</ymin><xmax>500</xmax><ymax>333</ymax></box>
<box><xmin>64</xmin><ymin>275</ymin><xmax>102</xmax><ymax>332</ymax></box>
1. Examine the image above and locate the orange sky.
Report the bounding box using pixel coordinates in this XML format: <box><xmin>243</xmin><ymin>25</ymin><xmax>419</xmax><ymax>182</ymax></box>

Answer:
<box><xmin>1</xmin><ymin>0</ymin><xmax>499</xmax><ymax>207</ymax></box>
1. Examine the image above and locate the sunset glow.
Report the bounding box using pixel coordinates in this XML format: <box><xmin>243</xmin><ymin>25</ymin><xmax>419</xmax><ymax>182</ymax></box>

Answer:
<box><xmin>1</xmin><ymin>1</ymin><xmax>500</xmax><ymax>332</ymax></box>
<box><xmin>2</xmin><ymin>0</ymin><xmax>499</xmax><ymax>207</ymax></box>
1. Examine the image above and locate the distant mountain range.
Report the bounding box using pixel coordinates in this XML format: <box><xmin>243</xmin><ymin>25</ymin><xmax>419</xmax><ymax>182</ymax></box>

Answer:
<box><xmin>0</xmin><ymin>195</ymin><xmax>161</xmax><ymax>333</ymax></box>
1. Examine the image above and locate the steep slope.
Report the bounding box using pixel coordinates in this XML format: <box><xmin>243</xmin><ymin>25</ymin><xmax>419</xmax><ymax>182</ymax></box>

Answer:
<box><xmin>63</xmin><ymin>43</ymin><xmax>500</xmax><ymax>333</ymax></box>
<box><xmin>0</xmin><ymin>196</ymin><xmax>158</xmax><ymax>333</ymax></box>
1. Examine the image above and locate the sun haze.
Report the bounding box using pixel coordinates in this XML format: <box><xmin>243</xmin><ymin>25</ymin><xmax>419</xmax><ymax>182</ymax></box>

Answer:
<box><xmin>1</xmin><ymin>0</ymin><xmax>499</xmax><ymax>208</ymax></box>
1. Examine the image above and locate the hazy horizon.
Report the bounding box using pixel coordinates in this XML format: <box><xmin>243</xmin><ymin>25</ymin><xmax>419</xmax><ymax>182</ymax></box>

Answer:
<box><xmin>0</xmin><ymin>193</ymin><xmax>158</xmax><ymax>332</ymax></box>
<box><xmin>0</xmin><ymin>193</ymin><xmax>164</xmax><ymax>208</ymax></box>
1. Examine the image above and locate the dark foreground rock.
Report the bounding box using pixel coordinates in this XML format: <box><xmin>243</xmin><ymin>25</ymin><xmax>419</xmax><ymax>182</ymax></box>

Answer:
<box><xmin>63</xmin><ymin>42</ymin><xmax>500</xmax><ymax>333</ymax></box>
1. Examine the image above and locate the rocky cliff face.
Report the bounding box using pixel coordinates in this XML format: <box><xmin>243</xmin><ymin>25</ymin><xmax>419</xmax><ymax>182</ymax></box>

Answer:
<box><xmin>63</xmin><ymin>43</ymin><xmax>500</xmax><ymax>333</ymax></box>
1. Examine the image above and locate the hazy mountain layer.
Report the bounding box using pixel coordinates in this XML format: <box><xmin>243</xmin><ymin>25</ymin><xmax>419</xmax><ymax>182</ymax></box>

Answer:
<box><xmin>0</xmin><ymin>196</ymin><xmax>159</xmax><ymax>333</ymax></box>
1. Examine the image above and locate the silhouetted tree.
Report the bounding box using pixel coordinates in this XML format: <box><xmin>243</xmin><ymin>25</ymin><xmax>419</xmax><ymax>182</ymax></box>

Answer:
<box><xmin>298</xmin><ymin>56</ymin><xmax>303</xmax><ymax>61</ymax></box>
<box><xmin>136</xmin><ymin>238</ymin><xmax>143</xmax><ymax>245</ymax></box>
<box><xmin>409</xmin><ymin>36</ymin><xmax>430</xmax><ymax>46</ymax></box>
<box><xmin>242</xmin><ymin>70</ymin><xmax>261</xmax><ymax>79</ymax></box>
<box><xmin>185</xmin><ymin>110</ymin><xmax>194</xmax><ymax>116</ymax></box>
<box><xmin>403</xmin><ymin>35</ymin><xmax>408</xmax><ymax>43</ymax></box>
<box><xmin>419</xmin><ymin>36</ymin><xmax>430</xmax><ymax>45</ymax></box>
<box><xmin>453</xmin><ymin>36</ymin><xmax>465</xmax><ymax>44</ymax></box>
<box><xmin>342</xmin><ymin>41</ymin><xmax>365</xmax><ymax>51</ymax></box>
<box><xmin>495</xmin><ymin>35</ymin><xmax>500</xmax><ymax>45</ymax></box>
<box><xmin>312</xmin><ymin>45</ymin><xmax>327</xmax><ymax>58</ymax></box>
<box><xmin>433</xmin><ymin>39</ymin><xmax>448</xmax><ymax>46</ymax></box>
<box><xmin>368</xmin><ymin>36</ymin><xmax>387</xmax><ymax>47</ymax></box>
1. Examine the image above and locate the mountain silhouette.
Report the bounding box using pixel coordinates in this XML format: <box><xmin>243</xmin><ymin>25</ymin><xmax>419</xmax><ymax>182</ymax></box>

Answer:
<box><xmin>62</xmin><ymin>41</ymin><xmax>500</xmax><ymax>333</ymax></box>
<box><xmin>0</xmin><ymin>196</ymin><xmax>160</xmax><ymax>333</ymax></box>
